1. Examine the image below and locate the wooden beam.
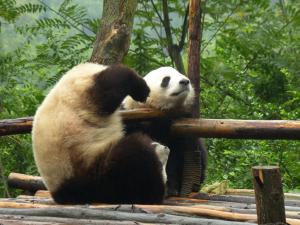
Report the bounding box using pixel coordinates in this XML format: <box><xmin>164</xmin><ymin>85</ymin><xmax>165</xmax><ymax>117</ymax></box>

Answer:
<box><xmin>1</xmin><ymin>109</ymin><xmax>300</xmax><ymax>139</ymax></box>
<box><xmin>252</xmin><ymin>166</ymin><xmax>286</xmax><ymax>224</ymax></box>
<box><xmin>171</xmin><ymin>118</ymin><xmax>300</xmax><ymax>139</ymax></box>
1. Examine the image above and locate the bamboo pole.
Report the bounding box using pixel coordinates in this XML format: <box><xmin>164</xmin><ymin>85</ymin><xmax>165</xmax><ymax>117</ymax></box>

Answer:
<box><xmin>1</xmin><ymin>110</ymin><xmax>300</xmax><ymax>139</ymax></box>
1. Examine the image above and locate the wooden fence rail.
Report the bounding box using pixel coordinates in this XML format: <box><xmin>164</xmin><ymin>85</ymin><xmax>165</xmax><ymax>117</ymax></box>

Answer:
<box><xmin>1</xmin><ymin>109</ymin><xmax>300</xmax><ymax>139</ymax></box>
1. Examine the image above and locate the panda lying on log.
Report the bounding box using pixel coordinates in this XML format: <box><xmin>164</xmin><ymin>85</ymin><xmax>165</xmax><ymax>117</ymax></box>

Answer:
<box><xmin>32</xmin><ymin>63</ymin><xmax>170</xmax><ymax>204</ymax></box>
<box><xmin>123</xmin><ymin>67</ymin><xmax>207</xmax><ymax>196</ymax></box>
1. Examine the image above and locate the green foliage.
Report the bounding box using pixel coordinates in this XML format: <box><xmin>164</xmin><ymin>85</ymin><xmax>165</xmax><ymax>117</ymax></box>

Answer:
<box><xmin>0</xmin><ymin>0</ymin><xmax>99</xmax><ymax>197</ymax></box>
<box><xmin>0</xmin><ymin>0</ymin><xmax>299</xmax><ymax>197</ymax></box>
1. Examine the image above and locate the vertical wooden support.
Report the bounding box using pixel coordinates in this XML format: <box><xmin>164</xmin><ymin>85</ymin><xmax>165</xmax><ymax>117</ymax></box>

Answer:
<box><xmin>180</xmin><ymin>0</ymin><xmax>202</xmax><ymax>196</ymax></box>
<box><xmin>187</xmin><ymin>0</ymin><xmax>201</xmax><ymax>117</ymax></box>
<box><xmin>252</xmin><ymin>166</ymin><xmax>287</xmax><ymax>224</ymax></box>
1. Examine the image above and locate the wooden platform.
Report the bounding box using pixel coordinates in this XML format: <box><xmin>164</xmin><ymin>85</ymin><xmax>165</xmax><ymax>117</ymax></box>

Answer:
<box><xmin>0</xmin><ymin>190</ymin><xmax>299</xmax><ymax>225</ymax></box>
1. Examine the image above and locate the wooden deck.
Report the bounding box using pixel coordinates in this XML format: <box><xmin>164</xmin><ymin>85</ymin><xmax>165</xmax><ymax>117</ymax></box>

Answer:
<box><xmin>0</xmin><ymin>190</ymin><xmax>299</xmax><ymax>225</ymax></box>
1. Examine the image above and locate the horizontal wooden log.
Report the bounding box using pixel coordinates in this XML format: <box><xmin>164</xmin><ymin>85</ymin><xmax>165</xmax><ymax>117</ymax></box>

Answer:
<box><xmin>1</xmin><ymin>109</ymin><xmax>300</xmax><ymax>139</ymax></box>
<box><xmin>7</xmin><ymin>173</ymin><xmax>46</xmax><ymax>193</ymax></box>
<box><xmin>0</xmin><ymin>117</ymin><xmax>33</xmax><ymax>136</ymax></box>
<box><xmin>0</xmin><ymin>207</ymin><xmax>258</xmax><ymax>225</ymax></box>
<box><xmin>0</xmin><ymin>201</ymin><xmax>299</xmax><ymax>225</ymax></box>
<box><xmin>0</xmin><ymin>215</ymin><xmax>151</xmax><ymax>225</ymax></box>
<box><xmin>226</xmin><ymin>188</ymin><xmax>300</xmax><ymax>201</ymax></box>
<box><xmin>191</xmin><ymin>192</ymin><xmax>300</xmax><ymax>207</ymax></box>
<box><xmin>172</xmin><ymin>118</ymin><xmax>300</xmax><ymax>139</ymax></box>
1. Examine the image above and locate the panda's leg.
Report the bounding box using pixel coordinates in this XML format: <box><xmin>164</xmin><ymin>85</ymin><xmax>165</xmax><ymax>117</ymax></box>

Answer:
<box><xmin>51</xmin><ymin>172</ymin><xmax>102</xmax><ymax>204</ymax></box>
<box><xmin>51</xmin><ymin>133</ymin><xmax>169</xmax><ymax>204</ymax></box>
<box><xmin>89</xmin><ymin>65</ymin><xmax>150</xmax><ymax>115</ymax></box>
<box><xmin>100</xmin><ymin>133</ymin><xmax>169</xmax><ymax>204</ymax></box>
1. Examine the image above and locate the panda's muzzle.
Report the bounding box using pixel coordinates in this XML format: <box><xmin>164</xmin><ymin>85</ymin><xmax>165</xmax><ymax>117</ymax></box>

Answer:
<box><xmin>179</xmin><ymin>79</ymin><xmax>190</xmax><ymax>86</ymax></box>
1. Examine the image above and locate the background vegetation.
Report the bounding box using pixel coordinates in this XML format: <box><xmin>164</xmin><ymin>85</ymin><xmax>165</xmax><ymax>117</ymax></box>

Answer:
<box><xmin>0</xmin><ymin>0</ymin><xmax>299</xmax><ymax>197</ymax></box>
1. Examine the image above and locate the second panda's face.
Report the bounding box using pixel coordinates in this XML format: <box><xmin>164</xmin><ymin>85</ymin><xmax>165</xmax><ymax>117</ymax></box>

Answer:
<box><xmin>144</xmin><ymin>67</ymin><xmax>195</xmax><ymax>111</ymax></box>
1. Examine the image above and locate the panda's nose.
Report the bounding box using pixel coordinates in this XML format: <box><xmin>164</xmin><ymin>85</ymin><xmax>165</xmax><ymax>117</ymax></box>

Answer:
<box><xmin>179</xmin><ymin>79</ymin><xmax>190</xmax><ymax>86</ymax></box>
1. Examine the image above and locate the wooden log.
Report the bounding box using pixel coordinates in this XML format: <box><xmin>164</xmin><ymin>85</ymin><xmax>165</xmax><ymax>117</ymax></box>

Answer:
<box><xmin>171</xmin><ymin>118</ymin><xmax>300</xmax><ymax>139</ymax></box>
<box><xmin>0</xmin><ymin>117</ymin><xmax>33</xmax><ymax>136</ymax></box>
<box><xmin>0</xmin><ymin>207</ymin><xmax>258</xmax><ymax>225</ymax></box>
<box><xmin>0</xmin><ymin>200</ymin><xmax>299</xmax><ymax>224</ymax></box>
<box><xmin>7</xmin><ymin>173</ymin><xmax>46</xmax><ymax>193</ymax></box>
<box><xmin>8</xmin><ymin>196</ymin><xmax>300</xmax><ymax>220</ymax></box>
<box><xmin>227</xmin><ymin>189</ymin><xmax>300</xmax><ymax>200</ymax></box>
<box><xmin>0</xmin><ymin>215</ymin><xmax>149</xmax><ymax>225</ymax></box>
<box><xmin>34</xmin><ymin>190</ymin><xmax>51</xmax><ymax>198</ymax></box>
<box><xmin>1</xmin><ymin>110</ymin><xmax>300</xmax><ymax>139</ymax></box>
<box><xmin>252</xmin><ymin>166</ymin><xmax>286</xmax><ymax>224</ymax></box>
<box><xmin>191</xmin><ymin>192</ymin><xmax>300</xmax><ymax>207</ymax></box>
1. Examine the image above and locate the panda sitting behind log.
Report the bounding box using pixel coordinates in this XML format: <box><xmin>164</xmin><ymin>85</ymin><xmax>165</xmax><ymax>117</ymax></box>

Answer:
<box><xmin>123</xmin><ymin>67</ymin><xmax>207</xmax><ymax>195</ymax></box>
<box><xmin>32</xmin><ymin>63</ymin><xmax>170</xmax><ymax>204</ymax></box>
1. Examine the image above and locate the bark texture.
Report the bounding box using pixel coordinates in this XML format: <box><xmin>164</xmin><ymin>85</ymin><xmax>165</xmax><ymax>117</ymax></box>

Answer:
<box><xmin>90</xmin><ymin>0</ymin><xmax>138</xmax><ymax>64</ymax></box>
<box><xmin>252</xmin><ymin>166</ymin><xmax>287</xmax><ymax>224</ymax></box>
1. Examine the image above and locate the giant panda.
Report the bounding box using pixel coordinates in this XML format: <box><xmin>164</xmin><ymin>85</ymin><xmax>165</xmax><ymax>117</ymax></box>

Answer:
<box><xmin>123</xmin><ymin>66</ymin><xmax>207</xmax><ymax>195</ymax></box>
<box><xmin>32</xmin><ymin>63</ymin><xmax>170</xmax><ymax>204</ymax></box>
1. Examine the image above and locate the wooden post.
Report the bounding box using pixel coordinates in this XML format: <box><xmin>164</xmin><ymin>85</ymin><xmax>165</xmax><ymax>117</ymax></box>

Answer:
<box><xmin>252</xmin><ymin>166</ymin><xmax>287</xmax><ymax>224</ymax></box>
<box><xmin>179</xmin><ymin>0</ymin><xmax>202</xmax><ymax>196</ymax></box>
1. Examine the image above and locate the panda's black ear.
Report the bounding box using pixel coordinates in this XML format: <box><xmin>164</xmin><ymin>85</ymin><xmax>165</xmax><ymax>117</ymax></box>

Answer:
<box><xmin>161</xmin><ymin>76</ymin><xmax>170</xmax><ymax>88</ymax></box>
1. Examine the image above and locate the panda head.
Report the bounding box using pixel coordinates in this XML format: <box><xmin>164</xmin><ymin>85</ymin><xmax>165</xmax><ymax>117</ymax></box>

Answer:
<box><xmin>143</xmin><ymin>67</ymin><xmax>195</xmax><ymax>112</ymax></box>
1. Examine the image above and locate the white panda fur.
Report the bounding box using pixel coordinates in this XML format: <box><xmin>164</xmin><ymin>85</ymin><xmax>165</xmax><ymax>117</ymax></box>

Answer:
<box><xmin>32</xmin><ymin>63</ymin><xmax>170</xmax><ymax>204</ymax></box>
<box><xmin>122</xmin><ymin>66</ymin><xmax>207</xmax><ymax>196</ymax></box>
<box><xmin>123</xmin><ymin>66</ymin><xmax>195</xmax><ymax>112</ymax></box>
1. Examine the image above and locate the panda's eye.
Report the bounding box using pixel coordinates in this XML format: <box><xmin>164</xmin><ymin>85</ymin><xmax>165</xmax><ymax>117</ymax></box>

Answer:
<box><xmin>161</xmin><ymin>76</ymin><xmax>170</xmax><ymax>88</ymax></box>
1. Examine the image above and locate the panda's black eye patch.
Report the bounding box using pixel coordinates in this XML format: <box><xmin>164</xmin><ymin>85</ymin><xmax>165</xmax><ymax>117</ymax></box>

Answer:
<box><xmin>161</xmin><ymin>76</ymin><xmax>171</xmax><ymax>88</ymax></box>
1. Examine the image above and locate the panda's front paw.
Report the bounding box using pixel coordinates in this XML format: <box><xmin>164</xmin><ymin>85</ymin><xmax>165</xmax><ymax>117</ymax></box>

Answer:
<box><xmin>152</xmin><ymin>142</ymin><xmax>170</xmax><ymax>185</ymax></box>
<box><xmin>130</xmin><ymin>78</ymin><xmax>150</xmax><ymax>103</ymax></box>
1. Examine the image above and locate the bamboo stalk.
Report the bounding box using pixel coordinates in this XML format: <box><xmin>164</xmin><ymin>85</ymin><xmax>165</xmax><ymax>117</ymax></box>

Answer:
<box><xmin>1</xmin><ymin>109</ymin><xmax>300</xmax><ymax>139</ymax></box>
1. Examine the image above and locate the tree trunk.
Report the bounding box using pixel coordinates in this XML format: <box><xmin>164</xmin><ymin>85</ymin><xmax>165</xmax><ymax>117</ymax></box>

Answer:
<box><xmin>90</xmin><ymin>0</ymin><xmax>138</xmax><ymax>64</ymax></box>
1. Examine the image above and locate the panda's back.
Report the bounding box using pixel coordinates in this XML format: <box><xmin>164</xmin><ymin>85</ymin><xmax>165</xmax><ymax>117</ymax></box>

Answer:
<box><xmin>32</xmin><ymin>64</ymin><xmax>124</xmax><ymax>193</ymax></box>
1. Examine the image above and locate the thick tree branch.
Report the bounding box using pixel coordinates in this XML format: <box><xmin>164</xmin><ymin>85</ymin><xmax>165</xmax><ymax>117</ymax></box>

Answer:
<box><xmin>90</xmin><ymin>0</ymin><xmax>138</xmax><ymax>64</ymax></box>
